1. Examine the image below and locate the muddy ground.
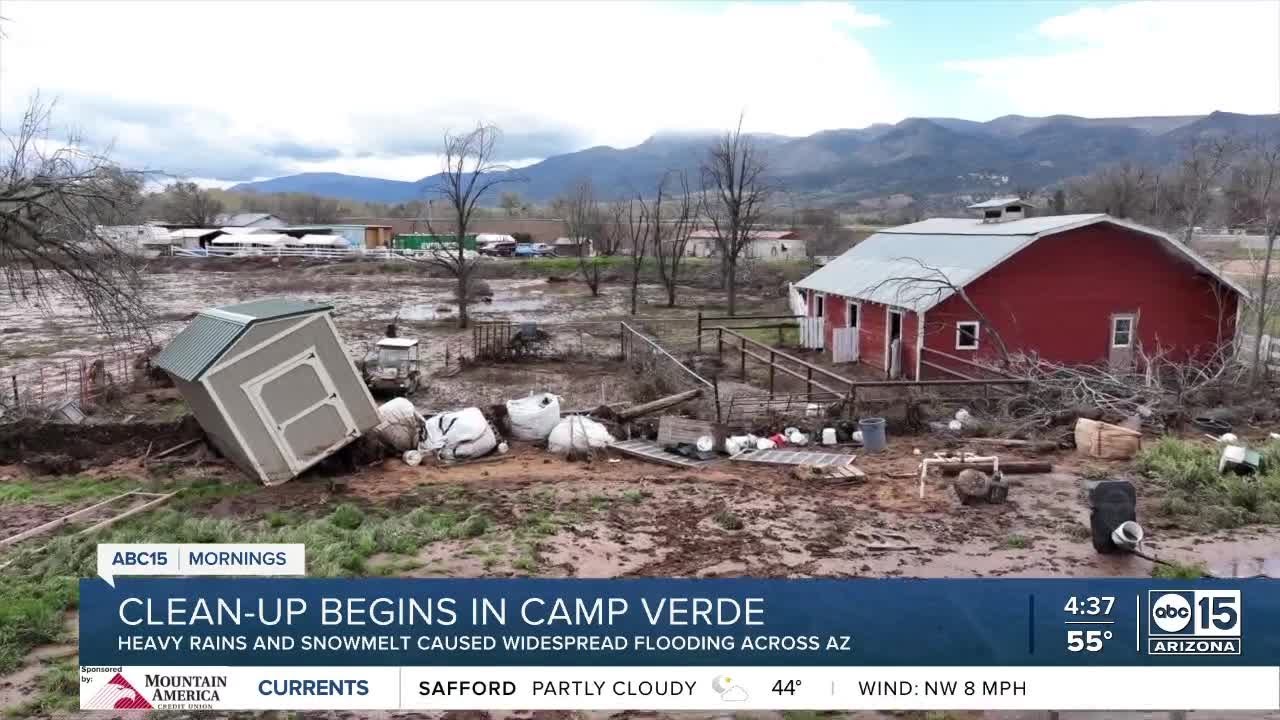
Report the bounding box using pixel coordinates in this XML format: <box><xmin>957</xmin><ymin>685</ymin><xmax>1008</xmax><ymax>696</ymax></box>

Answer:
<box><xmin>2</xmin><ymin>438</ymin><xmax>1278</xmax><ymax>719</ymax></box>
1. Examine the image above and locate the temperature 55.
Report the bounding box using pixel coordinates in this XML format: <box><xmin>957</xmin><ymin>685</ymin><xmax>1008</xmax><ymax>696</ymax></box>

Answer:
<box><xmin>1066</xmin><ymin>629</ymin><xmax>1112</xmax><ymax>652</ymax></box>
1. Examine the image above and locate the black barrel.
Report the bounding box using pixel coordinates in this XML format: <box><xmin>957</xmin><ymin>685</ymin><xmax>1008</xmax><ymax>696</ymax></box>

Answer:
<box><xmin>1088</xmin><ymin>479</ymin><xmax>1136</xmax><ymax>554</ymax></box>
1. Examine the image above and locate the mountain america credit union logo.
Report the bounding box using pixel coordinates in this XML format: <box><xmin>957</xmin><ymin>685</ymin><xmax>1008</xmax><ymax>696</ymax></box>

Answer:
<box><xmin>1147</xmin><ymin>589</ymin><xmax>1242</xmax><ymax>655</ymax></box>
<box><xmin>84</xmin><ymin>673</ymin><xmax>154</xmax><ymax>710</ymax></box>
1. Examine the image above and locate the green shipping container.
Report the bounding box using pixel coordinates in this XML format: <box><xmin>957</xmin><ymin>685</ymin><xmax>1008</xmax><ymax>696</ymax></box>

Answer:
<box><xmin>394</xmin><ymin>233</ymin><xmax>477</xmax><ymax>251</ymax></box>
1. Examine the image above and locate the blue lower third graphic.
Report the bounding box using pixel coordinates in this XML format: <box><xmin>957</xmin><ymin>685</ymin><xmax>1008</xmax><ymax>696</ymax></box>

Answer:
<box><xmin>78</xmin><ymin>578</ymin><xmax>1279</xmax><ymax>667</ymax></box>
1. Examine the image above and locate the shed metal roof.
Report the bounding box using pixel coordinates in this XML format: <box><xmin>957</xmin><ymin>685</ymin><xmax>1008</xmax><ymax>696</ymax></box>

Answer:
<box><xmin>156</xmin><ymin>299</ymin><xmax>333</xmax><ymax>382</ymax></box>
<box><xmin>796</xmin><ymin>214</ymin><xmax>1246</xmax><ymax>312</ymax></box>
<box><xmin>967</xmin><ymin>196</ymin><xmax>1037</xmax><ymax>209</ymax></box>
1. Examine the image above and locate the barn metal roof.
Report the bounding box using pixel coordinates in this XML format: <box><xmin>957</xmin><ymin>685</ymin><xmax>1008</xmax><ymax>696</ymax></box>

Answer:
<box><xmin>156</xmin><ymin>299</ymin><xmax>332</xmax><ymax>382</ymax></box>
<box><xmin>796</xmin><ymin>214</ymin><xmax>1246</xmax><ymax>312</ymax></box>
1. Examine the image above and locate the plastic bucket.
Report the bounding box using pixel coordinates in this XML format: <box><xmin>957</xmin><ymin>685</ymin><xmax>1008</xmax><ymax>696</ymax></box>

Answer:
<box><xmin>859</xmin><ymin>417</ymin><xmax>887</xmax><ymax>453</ymax></box>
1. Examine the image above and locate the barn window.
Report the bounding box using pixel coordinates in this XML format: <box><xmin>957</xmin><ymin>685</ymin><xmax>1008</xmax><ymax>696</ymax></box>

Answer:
<box><xmin>814</xmin><ymin>294</ymin><xmax>825</xmax><ymax>318</ymax></box>
<box><xmin>847</xmin><ymin>301</ymin><xmax>860</xmax><ymax>328</ymax></box>
<box><xmin>956</xmin><ymin>321</ymin><xmax>980</xmax><ymax>350</ymax></box>
<box><xmin>1112</xmin><ymin>316</ymin><xmax>1134</xmax><ymax>348</ymax></box>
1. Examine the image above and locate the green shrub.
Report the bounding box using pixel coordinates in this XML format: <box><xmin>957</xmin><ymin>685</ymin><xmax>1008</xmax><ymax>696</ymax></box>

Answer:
<box><xmin>1138</xmin><ymin>438</ymin><xmax>1220</xmax><ymax>494</ymax></box>
<box><xmin>1225</xmin><ymin>477</ymin><xmax>1263</xmax><ymax>511</ymax></box>
<box><xmin>1205</xmin><ymin>504</ymin><xmax>1248</xmax><ymax>529</ymax></box>
<box><xmin>1152</xmin><ymin>561</ymin><xmax>1207</xmax><ymax>579</ymax></box>
<box><xmin>328</xmin><ymin>503</ymin><xmax>365</xmax><ymax>530</ymax></box>
<box><xmin>714</xmin><ymin>510</ymin><xmax>744</xmax><ymax>531</ymax></box>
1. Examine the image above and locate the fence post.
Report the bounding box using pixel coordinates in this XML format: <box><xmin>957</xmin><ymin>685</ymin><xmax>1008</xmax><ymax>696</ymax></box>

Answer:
<box><xmin>739</xmin><ymin>341</ymin><xmax>746</xmax><ymax>379</ymax></box>
<box><xmin>696</xmin><ymin>312</ymin><xmax>703</xmax><ymax>353</ymax></box>
<box><xmin>10</xmin><ymin>375</ymin><xmax>17</xmax><ymax>407</ymax></box>
<box><xmin>717</xmin><ymin>328</ymin><xmax>724</xmax><ymax>362</ymax></box>
<box><xmin>769</xmin><ymin>350</ymin><xmax>776</xmax><ymax>394</ymax></box>
<box><xmin>806</xmin><ymin>366</ymin><xmax>813</xmax><ymax>402</ymax></box>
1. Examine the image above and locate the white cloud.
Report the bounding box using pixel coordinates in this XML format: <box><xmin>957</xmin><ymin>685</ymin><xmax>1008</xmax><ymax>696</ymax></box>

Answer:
<box><xmin>0</xmin><ymin>1</ymin><xmax>896</xmax><ymax>182</ymax></box>
<box><xmin>944</xmin><ymin>1</ymin><xmax>1280</xmax><ymax>118</ymax></box>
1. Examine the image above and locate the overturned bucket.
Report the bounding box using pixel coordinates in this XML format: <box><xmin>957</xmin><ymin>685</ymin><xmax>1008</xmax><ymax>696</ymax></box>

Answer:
<box><xmin>1110</xmin><ymin>520</ymin><xmax>1144</xmax><ymax>551</ymax></box>
<box><xmin>859</xmin><ymin>417</ymin><xmax>887</xmax><ymax>453</ymax></box>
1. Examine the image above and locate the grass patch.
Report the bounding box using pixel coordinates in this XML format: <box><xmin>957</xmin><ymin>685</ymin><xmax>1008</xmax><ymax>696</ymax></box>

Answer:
<box><xmin>6</xmin><ymin>659</ymin><xmax>79</xmax><ymax>717</ymax></box>
<box><xmin>1138</xmin><ymin>437</ymin><xmax>1280</xmax><ymax>529</ymax></box>
<box><xmin>1002</xmin><ymin>535</ymin><xmax>1031</xmax><ymax>549</ymax></box>
<box><xmin>714</xmin><ymin>510</ymin><xmax>744</xmax><ymax>531</ymax></box>
<box><xmin>0</xmin><ymin>475</ymin><xmax>139</xmax><ymax>505</ymax></box>
<box><xmin>622</xmin><ymin>489</ymin><xmax>651</xmax><ymax>504</ymax></box>
<box><xmin>1152</xmin><ymin>561</ymin><xmax>1209</xmax><ymax>580</ymax></box>
<box><xmin>0</xmin><ymin>482</ymin><xmax>493</xmax><ymax>676</ymax></box>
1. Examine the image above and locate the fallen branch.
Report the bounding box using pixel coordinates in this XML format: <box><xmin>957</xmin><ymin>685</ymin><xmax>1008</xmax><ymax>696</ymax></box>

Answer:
<box><xmin>616</xmin><ymin>388</ymin><xmax>701</xmax><ymax>420</ymax></box>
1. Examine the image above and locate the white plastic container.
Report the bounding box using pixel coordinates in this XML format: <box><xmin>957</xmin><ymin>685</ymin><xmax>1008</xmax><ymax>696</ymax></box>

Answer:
<box><xmin>821</xmin><ymin>428</ymin><xmax>837</xmax><ymax>445</ymax></box>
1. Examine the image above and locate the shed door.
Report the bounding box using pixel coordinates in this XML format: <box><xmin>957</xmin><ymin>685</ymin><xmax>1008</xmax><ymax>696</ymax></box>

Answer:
<box><xmin>1109</xmin><ymin>313</ymin><xmax>1137</xmax><ymax>370</ymax></box>
<box><xmin>244</xmin><ymin>348</ymin><xmax>359</xmax><ymax>475</ymax></box>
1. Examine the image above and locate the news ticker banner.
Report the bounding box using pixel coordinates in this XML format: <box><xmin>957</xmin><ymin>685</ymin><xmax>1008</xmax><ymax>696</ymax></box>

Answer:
<box><xmin>78</xmin><ymin>577</ymin><xmax>1280</xmax><ymax>711</ymax></box>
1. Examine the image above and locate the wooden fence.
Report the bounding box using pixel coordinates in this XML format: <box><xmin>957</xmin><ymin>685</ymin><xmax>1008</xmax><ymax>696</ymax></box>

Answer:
<box><xmin>1241</xmin><ymin>334</ymin><xmax>1280</xmax><ymax>374</ymax></box>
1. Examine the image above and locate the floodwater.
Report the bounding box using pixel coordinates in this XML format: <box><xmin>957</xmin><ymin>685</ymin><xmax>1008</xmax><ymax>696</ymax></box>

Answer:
<box><xmin>0</xmin><ymin>271</ymin><xmax>734</xmax><ymax>378</ymax></box>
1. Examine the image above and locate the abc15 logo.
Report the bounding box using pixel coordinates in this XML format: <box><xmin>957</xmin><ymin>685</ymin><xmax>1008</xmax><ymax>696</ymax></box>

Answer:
<box><xmin>1148</xmin><ymin>590</ymin><xmax>1241</xmax><ymax>637</ymax></box>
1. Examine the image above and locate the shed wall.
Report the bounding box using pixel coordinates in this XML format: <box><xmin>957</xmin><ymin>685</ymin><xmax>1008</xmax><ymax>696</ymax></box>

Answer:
<box><xmin>921</xmin><ymin>224</ymin><xmax>1240</xmax><ymax>366</ymax></box>
<box><xmin>206</xmin><ymin>315</ymin><xmax>378</xmax><ymax>483</ymax></box>
<box><xmin>171</xmin><ymin>376</ymin><xmax>255</xmax><ymax>473</ymax></box>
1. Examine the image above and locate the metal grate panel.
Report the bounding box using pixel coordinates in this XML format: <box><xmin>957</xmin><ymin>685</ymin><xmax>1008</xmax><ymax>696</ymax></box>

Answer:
<box><xmin>731</xmin><ymin>448</ymin><xmax>856</xmax><ymax>467</ymax></box>
<box><xmin>610</xmin><ymin>439</ymin><xmax>720</xmax><ymax>468</ymax></box>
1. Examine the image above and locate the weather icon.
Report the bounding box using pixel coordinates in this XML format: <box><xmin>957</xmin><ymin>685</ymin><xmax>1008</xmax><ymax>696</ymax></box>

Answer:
<box><xmin>712</xmin><ymin>675</ymin><xmax>749</xmax><ymax>702</ymax></box>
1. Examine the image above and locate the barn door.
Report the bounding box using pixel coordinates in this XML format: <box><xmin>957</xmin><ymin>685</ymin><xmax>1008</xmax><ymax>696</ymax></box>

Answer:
<box><xmin>1109</xmin><ymin>313</ymin><xmax>1137</xmax><ymax>370</ymax></box>
<box><xmin>245</xmin><ymin>348</ymin><xmax>359</xmax><ymax>475</ymax></box>
<box><xmin>886</xmin><ymin>309</ymin><xmax>904</xmax><ymax>379</ymax></box>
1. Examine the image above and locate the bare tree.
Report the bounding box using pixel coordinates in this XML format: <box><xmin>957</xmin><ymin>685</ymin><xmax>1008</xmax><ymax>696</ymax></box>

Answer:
<box><xmin>420</xmin><ymin>124</ymin><xmax>520</xmax><ymax>328</ymax></box>
<box><xmin>560</xmin><ymin>180</ymin><xmax>607</xmax><ymax>296</ymax></box>
<box><xmin>618</xmin><ymin>196</ymin><xmax>652</xmax><ymax>315</ymax></box>
<box><xmin>1066</xmin><ymin>162</ymin><xmax>1157</xmax><ymax>221</ymax></box>
<box><xmin>1231</xmin><ymin>135</ymin><xmax>1280</xmax><ymax>386</ymax></box>
<box><xmin>499</xmin><ymin>191</ymin><xmax>526</xmax><ymax>218</ymax></box>
<box><xmin>650</xmin><ymin>170</ymin><xmax>697</xmax><ymax>307</ymax></box>
<box><xmin>1170</xmin><ymin>136</ymin><xmax>1239</xmax><ymax>243</ymax></box>
<box><xmin>163</xmin><ymin>180</ymin><xmax>224</xmax><ymax>226</ymax></box>
<box><xmin>702</xmin><ymin>115</ymin><xmax>773</xmax><ymax>316</ymax></box>
<box><xmin>0</xmin><ymin>95</ymin><xmax>150</xmax><ymax>338</ymax></box>
<box><xmin>283</xmin><ymin>193</ymin><xmax>343</xmax><ymax>224</ymax></box>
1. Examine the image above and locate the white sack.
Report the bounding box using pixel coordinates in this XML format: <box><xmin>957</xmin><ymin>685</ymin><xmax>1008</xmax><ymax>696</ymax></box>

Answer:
<box><xmin>547</xmin><ymin>416</ymin><xmax>614</xmax><ymax>455</ymax></box>
<box><xmin>377</xmin><ymin>397</ymin><xmax>425</xmax><ymax>451</ymax></box>
<box><xmin>423</xmin><ymin>407</ymin><xmax>498</xmax><ymax>461</ymax></box>
<box><xmin>506</xmin><ymin>393</ymin><xmax>561</xmax><ymax>441</ymax></box>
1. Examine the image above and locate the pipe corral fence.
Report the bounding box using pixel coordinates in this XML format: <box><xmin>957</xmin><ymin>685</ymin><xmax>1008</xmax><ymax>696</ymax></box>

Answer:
<box><xmin>1</xmin><ymin>343</ymin><xmax>162</xmax><ymax>415</ymax></box>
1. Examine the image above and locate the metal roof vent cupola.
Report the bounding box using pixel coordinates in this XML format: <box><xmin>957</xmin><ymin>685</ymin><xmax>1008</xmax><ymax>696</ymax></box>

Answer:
<box><xmin>967</xmin><ymin>197</ymin><xmax>1036</xmax><ymax>224</ymax></box>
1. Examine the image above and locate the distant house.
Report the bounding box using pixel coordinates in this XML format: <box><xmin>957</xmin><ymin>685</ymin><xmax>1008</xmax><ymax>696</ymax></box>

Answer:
<box><xmin>94</xmin><ymin>225</ymin><xmax>173</xmax><ymax>253</ymax></box>
<box><xmin>214</xmin><ymin>213</ymin><xmax>286</xmax><ymax>229</ymax></box>
<box><xmin>166</xmin><ymin>228</ymin><xmax>223</xmax><ymax>249</ymax></box>
<box><xmin>686</xmin><ymin>229</ymin><xmax>806</xmax><ymax>259</ymax></box>
<box><xmin>795</xmin><ymin>198</ymin><xmax>1246</xmax><ymax>379</ymax></box>
<box><xmin>553</xmin><ymin>237</ymin><xmax>593</xmax><ymax>257</ymax></box>
<box><xmin>279</xmin><ymin>224</ymin><xmax>392</xmax><ymax>249</ymax></box>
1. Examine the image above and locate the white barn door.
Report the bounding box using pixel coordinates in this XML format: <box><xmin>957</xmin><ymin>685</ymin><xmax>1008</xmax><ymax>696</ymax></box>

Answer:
<box><xmin>832</xmin><ymin>327</ymin><xmax>859</xmax><ymax>363</ymax></box>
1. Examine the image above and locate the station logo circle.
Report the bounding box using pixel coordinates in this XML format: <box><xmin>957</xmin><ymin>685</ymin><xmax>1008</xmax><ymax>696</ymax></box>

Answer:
<box><xmin>1151</xmin><ymin>593</ymin><xmax>1192</xmax><ymax>633</ymax></box>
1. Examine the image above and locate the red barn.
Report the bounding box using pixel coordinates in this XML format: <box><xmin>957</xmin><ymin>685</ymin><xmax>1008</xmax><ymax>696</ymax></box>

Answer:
<box><xmin>795</xmin><ymin>199</ymin><xmax>1246</xmax><ymax>380</ymax></box>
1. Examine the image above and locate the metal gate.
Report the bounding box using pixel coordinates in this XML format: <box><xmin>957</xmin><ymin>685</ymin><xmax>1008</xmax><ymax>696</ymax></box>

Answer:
<box><xmin>799</xmin><ymin>317</ymin><xmax>825</xmax><ymax>350</ymax></box>
<box><xmin>831</xmin><ymin>327</ymin><xmax>859</xmax><ymax>363</ymax></box>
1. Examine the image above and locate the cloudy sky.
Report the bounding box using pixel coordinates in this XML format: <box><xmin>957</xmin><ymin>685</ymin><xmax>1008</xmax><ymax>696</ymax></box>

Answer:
<box><xmin>1</xmin><ymin>0</ymin><xmax>1276</xmax><ymax>186</ymax></box>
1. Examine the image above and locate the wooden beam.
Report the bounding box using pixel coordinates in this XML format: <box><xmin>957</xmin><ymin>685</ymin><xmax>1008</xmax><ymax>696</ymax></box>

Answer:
<box><xmin>616</xmin><ymin>389</ymin><xmax>702</xmax><ymax>420</ymax></box>
<box><xmin>0</xmin><ymin>492</ymin><xmax>137</xmax><ymax>548</ymax></box>
<box><xmin>936</xmin><ymin>460</ymin><xmax>1052</xmax><ymax>475</ymax></box>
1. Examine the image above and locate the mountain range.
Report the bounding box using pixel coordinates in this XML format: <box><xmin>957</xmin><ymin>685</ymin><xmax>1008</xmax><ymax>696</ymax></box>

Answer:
<box><xmin>230</xmin><ymin>111</ymin><xmax>1280</xmax><ymax>206</ymax></box>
